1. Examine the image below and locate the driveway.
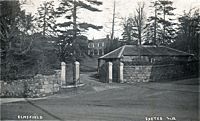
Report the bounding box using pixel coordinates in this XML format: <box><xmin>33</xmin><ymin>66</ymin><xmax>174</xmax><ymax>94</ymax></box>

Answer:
<box><xmin>1</xmin><ymin>72</ymin><xmax>199</xmax><ymax>121</ymax></box>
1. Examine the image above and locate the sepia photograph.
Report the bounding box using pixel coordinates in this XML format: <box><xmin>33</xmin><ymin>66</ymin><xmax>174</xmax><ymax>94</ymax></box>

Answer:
<box><xmin>0</xmin><ymin>0</ymin><xmax>199</xmax><ymax>120</ymax></box>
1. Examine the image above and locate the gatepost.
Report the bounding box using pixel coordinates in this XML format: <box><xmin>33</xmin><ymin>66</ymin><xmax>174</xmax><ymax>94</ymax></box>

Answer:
<box><xmin>119</xmin><ymin>62</ymin><xmax>124</xmax><ymax>83</ymax></box>
<box><xmin>108</xmin><ymin>62</ymin><xmax>113</xmax><ymax>83</ymax></box>
<box><xmin>73</xmin><ymin>61</ymin><xmax>80</xmax><ymax>86</ymax></box>
<box><xmin>61</xmin><ymin>62</ymin><xmax>66</xmax><ymax>86</ymax></box>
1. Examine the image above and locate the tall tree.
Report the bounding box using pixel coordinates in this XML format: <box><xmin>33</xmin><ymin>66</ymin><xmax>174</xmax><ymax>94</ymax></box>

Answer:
<box><xmin>145</xmin><ymin>0</ymin><xmax>176</xmax><ymax>45</ymax></box>
<box><xmin>171</xmin><ymin>9</ymin><xmax>200</xmax><ymax>56</ymax></box>
<box><xmin>133</xmin><ymin>2</ymin><xmax>146</xmax><ymax>45</ymax></box>
<box><xmin>55</xmin><ymin>0</ymin><xmax>103</xmax><ymax>61</ymax></box>
<box><xmin>158</xmin><ymin>0</ymin><xmax>176</xmax><ymax>43</ymax></box>
<box><xmin>121</xmin><ymin>17</ymin><xmax>137</xmax><ymax>44</ymax></box>
<box><xmin>144</xmin><ymin>1</ymin><xmax>161</xmax><ymax>45</ymax></box>
<box><xmin>121</xmin><ymin>2</ymin><xmax>146</xmax><ymax>45</ymax></box>
<box><xmin>110</xmin><ymin>0</ymin><xmax>116</xmax><ymax>41</ymax></box>
<box><xmin>0</xmin><ymin>0</ymin><xmax>35</xmax><ymax>80</ymax></box>
<box><xmin>36</xmin><ymin>1</ymin><xmax>56</xmax><ymax>37</ymax></box>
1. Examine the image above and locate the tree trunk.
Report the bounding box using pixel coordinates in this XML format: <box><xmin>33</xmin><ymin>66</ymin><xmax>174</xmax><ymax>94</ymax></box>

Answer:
<box><xmin>43</xmin><ymin>5</ymin><xmax>47</xmax><ymax>37</ymax></box>
<box><xmin>110</xmin><ymin>0</ymin><xmax>116</xmax><ymax>41</ymax></box>
<box><xmin>73</xmin><ymin>0</ymin><xmax>77</xmax><ymax>39</ymax></box>
<box><xmin>154</xmin><ymin>8</ymin><xmax>157</xmax><ymax>46</ymax></box>
<box><xmin>72</xmin><ymin>0</ymin><xmax>77</xmax><ymax>58</ymax></box>
<box><xmin>163</xmin><ymin>5</ymin><xmax>166</xmax><ymax>43</ymax></box>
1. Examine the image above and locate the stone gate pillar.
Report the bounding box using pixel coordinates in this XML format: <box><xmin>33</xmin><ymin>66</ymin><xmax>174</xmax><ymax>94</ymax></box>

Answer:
<box><xmin>108</xmin><ymin>62</ymin><xmax>113</xmax><ymax>83</ymax></box>
<box><xmin>61</xmin><ymin>62</ymin><xmax>66</xmax><ymax>86</ymax></box>
<box><xmin>73</xmin><ymin>61</ymin><xmax>80</xmax><ymax>86</ymax></box>
<box><xmin>119</xmin><ymin>62</ymin><xmax>124</xmax><ymax>83</ymax></box>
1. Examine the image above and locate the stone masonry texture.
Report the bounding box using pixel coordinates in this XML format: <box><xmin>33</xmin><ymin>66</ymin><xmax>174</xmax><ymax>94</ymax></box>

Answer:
<box><xmin>0</xmin><ymin>71</ymin><xmax>61</xmax><ymax>98</ymax></box>
<box><xmin>123</xmin><ymin>62</ymin><xmax>198</xmax><ymax>83</ymax></box>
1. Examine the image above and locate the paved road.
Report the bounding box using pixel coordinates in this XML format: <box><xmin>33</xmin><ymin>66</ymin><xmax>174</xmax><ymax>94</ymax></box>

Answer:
<box><xmin>1</xmin><ymin>76</ymin><xmax>199</xmax><ymax>121</ymax></box>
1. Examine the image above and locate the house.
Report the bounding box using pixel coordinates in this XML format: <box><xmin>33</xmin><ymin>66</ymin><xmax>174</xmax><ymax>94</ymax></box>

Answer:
<box><xmin>88</xmin><ymin>36</ymin><xmax>110</xmax><ymax>56</ymax></box>
<box><xmin>98</xmin><ymin>45</ymin><xmax>197</xmax><ymax>83</ymax></box>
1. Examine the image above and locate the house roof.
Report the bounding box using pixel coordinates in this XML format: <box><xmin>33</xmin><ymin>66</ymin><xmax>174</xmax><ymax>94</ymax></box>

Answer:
<box><xmin>99</xmin><ymin>45</ymin><xmax>193</xmax><ymax>60</ymax></box>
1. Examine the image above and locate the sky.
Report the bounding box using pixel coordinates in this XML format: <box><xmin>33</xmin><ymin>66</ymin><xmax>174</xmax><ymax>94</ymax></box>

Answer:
<box><xmin>22</xmin><ymin>0</ymin><xmax>200</xmax><ymax>39</ymax></box>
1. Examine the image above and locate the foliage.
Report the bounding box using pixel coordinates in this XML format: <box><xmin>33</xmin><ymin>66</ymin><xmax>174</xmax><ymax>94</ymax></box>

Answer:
<box><xmin>54</xmin><ymin>0</ymin><xmax>103</xmax><ymax>62</ymax></box>
<box><xmin>0</xmin><ymin>1</ymin><xmax>59</xmax><ymax>81</ymax></box>
<box><xmin>105</xmin><ymin>38</ymin><xmax>121</xmax><ymax>53</ymax></box>
<box><xmin>133</xmin><ymin>2</ymin><xmax>146</xmax><ymax>45</ymax></box>
<box><xmin>1</xmin><ymin>1</ymin><xmax>34</xmax><ymax>80</ymax></box>
<box><xmin>121</xmin><ymin>2</ymin><xmax>146</xmax><ymax>45</ymax></box>
<box><xmin>144</xmin><ymin>0</ymin><xmax>177</xmax><ymax>45</ymax></box>
<box><xmin>36</xmin><ymin>1</ymin><xmax>56</xmax><ymax>37</ymax></box>
<box><xmin>121</xmin><ymin>17</ymin><xmax>137</xmax><ymax>44</ymax></box>
<box><xmin>171</xmin><ymin>9</ymin><xmax>200</xmax><ymax>56</ymax></box>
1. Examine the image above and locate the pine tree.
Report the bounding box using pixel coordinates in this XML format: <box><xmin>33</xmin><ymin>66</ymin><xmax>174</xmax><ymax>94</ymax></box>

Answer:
<box><xmin>121</xmin><ymin>17</ymin><xmax>136</xmax><ymax>44</ymax></box>
<box><xmin>36</xmin><ymin>1</ymin><xmax>56</xmax><ymax>37</ymax></box>
<box><xmin>145</xmin><ymin>0</ymin><xmax>177</xmax><ymax>45</ymax></box>
<box><xmin>55</xmin><ymin>0</ymin><xmax>103</xmax><ymax>61</ymax></box>
<box><xmin>158</xmin><ymin>0</ymin><xmax>177</xmax><ymax>44</ymax></box>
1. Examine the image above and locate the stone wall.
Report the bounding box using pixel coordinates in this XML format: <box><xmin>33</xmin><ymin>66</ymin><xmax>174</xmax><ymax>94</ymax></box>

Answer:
<box><xmin>0</xmin><ymin>71</ymin><xmax>61</xmax><ymax>98</ymax></box>
<box><xmin>124</xmin><ymin>62</ymin><xmax>198</xmax><ymax>83</ymax></box>
<box><xmin>124</xmin><ymin>65</ymin><xmax>151</xmax><ymax>82</ymax></box>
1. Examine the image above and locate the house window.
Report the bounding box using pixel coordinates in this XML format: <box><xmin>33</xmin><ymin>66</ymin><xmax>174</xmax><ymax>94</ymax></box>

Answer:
<box><xmin>91</xmin><ymin>43</ymin><xmax>94</xmax><ymax>48</ymax></box>
<box><xmin>102</xmin><ymin>42</ymin><xmax>104</xmax><ymax>47</ymax></box>
<box><xmin>99</xmin><ymin>43</ymin><xmax>102</xmax><ymax>47</ymax></box>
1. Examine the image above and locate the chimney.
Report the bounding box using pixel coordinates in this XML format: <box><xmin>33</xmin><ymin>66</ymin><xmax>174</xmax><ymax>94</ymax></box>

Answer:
<box><xmin>106</xmin><ymin>35</ymin><xmax>110</xmax><ymax>40</ymax></box>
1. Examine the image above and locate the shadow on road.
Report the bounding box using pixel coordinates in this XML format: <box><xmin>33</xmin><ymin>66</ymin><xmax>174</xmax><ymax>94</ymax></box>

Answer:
<box><xmin>25</xmin><ymin>98</ymin><xmax>63</xmax><ymax>121</ymax></box>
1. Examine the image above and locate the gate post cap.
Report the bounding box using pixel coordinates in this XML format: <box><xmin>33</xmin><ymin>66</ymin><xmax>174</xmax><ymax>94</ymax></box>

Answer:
<box><xmin>74</xmin><ymin>61</ymin><xmax>80</xmax><ymax>65</ymax></box>
<box><xmin>120</xmin><ymin>62</ymin><xmax>124</xmax><ymax>66</ymax></box>
<box><xmin>61</xmin><ymin>62</ymin><xmax>66</xmax><ymax>66</ymax></box>
<box><xmin>108</xmin><ymin>61</ymin><xmax>113</xmax><ymax>65</ymax></box>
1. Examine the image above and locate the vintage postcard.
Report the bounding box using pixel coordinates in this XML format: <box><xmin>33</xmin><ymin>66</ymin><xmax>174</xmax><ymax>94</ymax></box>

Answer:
<box><xmin>0</xmin><ymin>0</ymin><xmax>199</xmax><ymax>120</ymax></box>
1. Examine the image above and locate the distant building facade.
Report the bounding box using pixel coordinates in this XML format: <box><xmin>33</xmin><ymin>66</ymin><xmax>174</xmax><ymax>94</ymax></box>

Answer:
<box><xmin>88</xmin><ymin>36</ymin><xmax>109</xmax><ymax>56</ymax></box>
